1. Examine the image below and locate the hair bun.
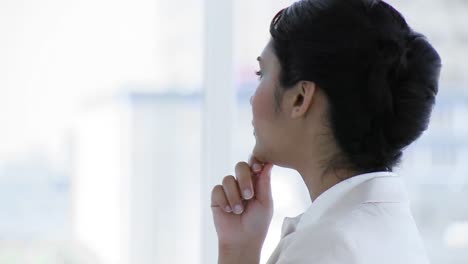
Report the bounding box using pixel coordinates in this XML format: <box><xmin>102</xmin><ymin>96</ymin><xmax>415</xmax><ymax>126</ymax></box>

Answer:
<box><xmin>360</xmin><ymin>29</ymin><xmax>441</xmax><ymax>169</ymax></box>
<box><xmin>384</xmin><ymin>31</ymin><xmax>441</xmax><ymax>152</ymax></box>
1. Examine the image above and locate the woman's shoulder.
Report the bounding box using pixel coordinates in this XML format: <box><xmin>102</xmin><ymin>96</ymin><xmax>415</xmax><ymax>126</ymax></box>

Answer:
<box><xmin>277</xmin><ymin>208</ymin><xmax>429</xmax><ymax>264</ymax></box>
<box><xmin>276</xmin><ymin>220</ymin><xmax>358</xmax><ymax>263</ymax></box>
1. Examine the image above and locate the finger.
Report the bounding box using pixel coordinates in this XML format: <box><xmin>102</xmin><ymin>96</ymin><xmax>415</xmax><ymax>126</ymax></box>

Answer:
<box><xmin>248</xmin><ymin>155</ymin><xmax>264</xmax><ymax>174</ymax></box>
<box><xmin>211</xmin><ymin>185</ymin><xmax>233</xmax><ymax>213</ymax></box>
<box><xmin>222</xmin><ymin>175</ymin><xmax>244</xmax><ymax>214</ymax></box>
<box><xmin>235</xmin><ymin>162</ymin><xmax>254</xmax><ymax>200</ymax></box>
<box><xmin>254</xmin><ymin>163</ymin><xmax>274</xmax><ymax>204</ymax></box>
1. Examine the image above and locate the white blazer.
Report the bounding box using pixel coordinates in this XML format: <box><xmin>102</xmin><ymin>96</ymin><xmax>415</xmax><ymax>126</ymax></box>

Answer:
<box><xmin>266</xmin><ymin>171</ymin><xmax>430</xmax><ymax>264</ymax></box>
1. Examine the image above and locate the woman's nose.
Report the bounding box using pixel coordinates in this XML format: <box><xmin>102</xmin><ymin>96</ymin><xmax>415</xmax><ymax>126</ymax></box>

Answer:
<box><xmin>250</xmin><ymin>96</ymin><xmax>253</xmax><ymax>106</ymax></box>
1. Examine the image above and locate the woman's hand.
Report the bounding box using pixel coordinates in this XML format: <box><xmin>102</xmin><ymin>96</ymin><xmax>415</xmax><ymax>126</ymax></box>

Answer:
<box><xmin>211</xmin><ymin>156</ymin><xmax>274</xmax><ymax>262</ymax></box>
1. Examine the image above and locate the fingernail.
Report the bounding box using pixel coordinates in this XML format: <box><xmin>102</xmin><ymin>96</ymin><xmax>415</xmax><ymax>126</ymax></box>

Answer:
<box><xmin>224</xmin><ymin>205</ymin><xmax>232</xmax><ymax>213</ymax></box>
<box><xmin>243</xmin><ymin>189</ymin><xmax>253</xmax><ymax>199</ymax></box>
<box><xmin>253</xmin><ymin>163</ymin><xmax>262</xmax><ymax>172</ymax></box>
<box><xmin>233</xmin><ymin>204</ymin><xmax>243</xmax><ymax>214</ymax></box>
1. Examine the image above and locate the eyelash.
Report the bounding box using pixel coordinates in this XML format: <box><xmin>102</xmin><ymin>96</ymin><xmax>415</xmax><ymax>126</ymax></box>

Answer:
<box><xmin>255</xmin><ymin>70</ymin><xmax>262</xmax><ymax>79</ymax></box>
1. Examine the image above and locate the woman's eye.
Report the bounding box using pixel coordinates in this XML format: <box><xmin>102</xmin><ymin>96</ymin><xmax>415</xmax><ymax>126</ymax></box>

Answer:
<box><xmin>255</xmin><ymin>70</ymin><xmax>263</xmax><ymax>79</ymax></box>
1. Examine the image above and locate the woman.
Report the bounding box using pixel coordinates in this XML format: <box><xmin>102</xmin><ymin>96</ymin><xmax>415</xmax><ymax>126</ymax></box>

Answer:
<box><xmin>210</xmin><ymin>0</ymin><xmax>441</xmax><ymax>263</ymax></box>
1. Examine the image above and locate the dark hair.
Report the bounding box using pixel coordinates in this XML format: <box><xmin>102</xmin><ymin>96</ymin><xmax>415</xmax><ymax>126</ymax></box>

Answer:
<box><xmin>269</xmin><ymin>0</ymin><xmax>441</xmax><ymax>173</ymax></box>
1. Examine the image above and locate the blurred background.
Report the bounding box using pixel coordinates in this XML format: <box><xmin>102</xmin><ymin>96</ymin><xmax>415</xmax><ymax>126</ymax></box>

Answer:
<box><xmin>0</xmin><ymin>0</ymin><xmax>467</xmax><ymax>263</ymax></box>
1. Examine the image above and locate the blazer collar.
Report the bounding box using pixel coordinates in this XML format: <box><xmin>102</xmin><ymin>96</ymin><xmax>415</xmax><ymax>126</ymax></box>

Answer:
<box><xmin>293</xmin><ymin>171</ymin><xmax>409</xmax><ymax>231</ymax></box>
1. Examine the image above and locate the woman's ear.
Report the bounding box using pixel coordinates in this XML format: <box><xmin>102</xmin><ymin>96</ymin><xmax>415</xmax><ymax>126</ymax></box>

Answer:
<box><xmin>291</xmin><ymin>81</ymin><xmax>316</xmax><ymax>119</ymax></box>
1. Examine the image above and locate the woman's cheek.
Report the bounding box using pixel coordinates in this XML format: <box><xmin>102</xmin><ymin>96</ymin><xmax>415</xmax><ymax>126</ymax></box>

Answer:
<box><xmin>252</xmin><ymin>84</ymin><xmax>272</xmax><ymax>123</ymax></box>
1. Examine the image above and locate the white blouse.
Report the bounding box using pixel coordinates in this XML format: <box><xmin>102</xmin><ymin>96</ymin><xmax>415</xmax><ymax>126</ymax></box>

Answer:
<box><xmin>266</xmin><ymin>171</ymin><xmax>430</xmax><ymax>264</ymax></box>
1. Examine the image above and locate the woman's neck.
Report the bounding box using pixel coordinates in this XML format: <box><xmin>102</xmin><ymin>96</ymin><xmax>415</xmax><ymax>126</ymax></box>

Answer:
<box><xmin>290</xmin><ymin>138</ymin><xmax>356</xmax><ymax>202</ymax></box>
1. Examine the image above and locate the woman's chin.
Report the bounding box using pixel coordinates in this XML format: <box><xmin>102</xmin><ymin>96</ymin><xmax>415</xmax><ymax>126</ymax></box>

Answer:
<box><xmin>252</xmin><ymin>145</ymin><xmax>291</xmax><ymax>168</ymax></box>
<box><xmin>251</xmin><ymin>144</ymin><xmax>268</xmax><ymax>164</ymax></box>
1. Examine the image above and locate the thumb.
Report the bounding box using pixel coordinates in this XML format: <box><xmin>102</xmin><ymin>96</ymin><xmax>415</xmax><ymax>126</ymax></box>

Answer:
<box><xmin>254</xmin><ymin>163</ymin><xmax>274</xmax><ymax>204</ymax></box>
